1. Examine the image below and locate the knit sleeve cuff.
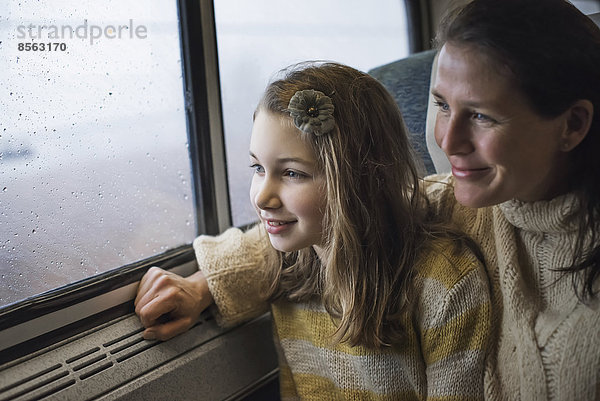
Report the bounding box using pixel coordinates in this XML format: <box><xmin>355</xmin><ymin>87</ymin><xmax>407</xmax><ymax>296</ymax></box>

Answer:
<box><xmin>192</xmin><ymin>225</ymin><xmax>272</xmax><ymax>327</ymax></box>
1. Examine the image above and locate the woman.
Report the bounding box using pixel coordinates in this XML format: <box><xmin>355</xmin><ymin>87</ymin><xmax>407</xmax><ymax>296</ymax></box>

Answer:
<box><xmin>427</xmin><ymin>0</ymin><xmax>600</xmax><ymax>400</ymax></box>
<box><xmin>136</xmin><ymin>0</ymin><xmax>600</xmax><ymax>399</ymax></box>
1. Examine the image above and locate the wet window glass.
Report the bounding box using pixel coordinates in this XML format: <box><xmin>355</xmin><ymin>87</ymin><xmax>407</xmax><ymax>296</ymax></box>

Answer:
<box><xmin>0</xmin><ymin>0</ymin><xmax>195</xmax><ymax>308</ymax></box>
<box><xmin>214</xmin><ymin>0</ymin><xmax>409</xmax><ymax>226</ymax></box>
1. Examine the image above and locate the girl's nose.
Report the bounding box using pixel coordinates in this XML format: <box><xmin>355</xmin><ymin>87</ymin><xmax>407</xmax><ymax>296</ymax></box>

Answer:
<box><xmin>254</xmin><ymin>179</ymin><xmax>282</xmax><ymax>210</ymax></box>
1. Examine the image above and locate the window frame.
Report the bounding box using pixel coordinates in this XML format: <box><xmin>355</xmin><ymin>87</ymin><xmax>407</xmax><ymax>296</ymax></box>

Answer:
<box><xmin>405</xmin><ymin>0</ymin><xmax>431</xmax><ymax>53</ymax></box>
<box><xmin>0</xmin><ymin>0</ymin><xmax>229</xmax><ymax>363</ymax></box>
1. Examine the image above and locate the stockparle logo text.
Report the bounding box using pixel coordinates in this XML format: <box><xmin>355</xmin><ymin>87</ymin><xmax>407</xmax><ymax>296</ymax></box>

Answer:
<box><xmin>16</xmin><ymin>19</ymin><xmax>148</xmax><ymax>45</ymax></box>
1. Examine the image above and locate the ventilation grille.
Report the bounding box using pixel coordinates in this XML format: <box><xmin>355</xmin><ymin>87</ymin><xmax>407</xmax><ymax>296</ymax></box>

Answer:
<box><xmin>0</xmin><ymin>313</ymin><xmax>218</xmax><ymax>401</ymax></box>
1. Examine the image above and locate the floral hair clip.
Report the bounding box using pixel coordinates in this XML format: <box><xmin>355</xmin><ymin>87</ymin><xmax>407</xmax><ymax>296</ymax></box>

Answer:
<box><xmin>287</xmin><ymin>89</ymin><xmax>335</xmax><ymax>136</ymax></box>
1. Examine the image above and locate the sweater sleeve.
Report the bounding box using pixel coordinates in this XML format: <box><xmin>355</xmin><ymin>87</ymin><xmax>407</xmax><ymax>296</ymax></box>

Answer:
<box><xmin>419</xmin><ymin>251</ymin><xmax>492</xmax><ymax>400</ymax></box>
<box><xmin>192</xmin><ymin>224</ymin><xmax>274</xmax><ymax>327</ymax></box>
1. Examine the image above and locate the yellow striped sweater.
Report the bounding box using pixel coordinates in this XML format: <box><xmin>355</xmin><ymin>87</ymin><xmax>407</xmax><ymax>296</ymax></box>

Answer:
<box><xmin>193</xmin><ymin>226</ymin><xmax>491</xmax><ymax>400</ymax></box>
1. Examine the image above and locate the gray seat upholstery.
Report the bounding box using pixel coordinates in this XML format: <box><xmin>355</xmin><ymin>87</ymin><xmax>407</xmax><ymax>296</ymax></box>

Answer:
<box><xmin>369</xmin><ymin>50</ymin><xmax>437</xmax><ymax>175</ymax></box>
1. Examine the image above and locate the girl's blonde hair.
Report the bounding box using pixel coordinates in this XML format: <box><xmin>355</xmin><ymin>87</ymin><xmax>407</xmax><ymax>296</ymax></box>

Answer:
<box><xmin>258</xmin><ymin>62</ymin><xmax>476</xmax><ymax>348</ymax></box>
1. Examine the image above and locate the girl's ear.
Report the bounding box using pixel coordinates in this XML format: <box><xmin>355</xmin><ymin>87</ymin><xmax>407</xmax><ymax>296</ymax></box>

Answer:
<box><xmin>561</xmin><ymin>99</ymin><xmax>594</xmax><ymax>152</ymax></box>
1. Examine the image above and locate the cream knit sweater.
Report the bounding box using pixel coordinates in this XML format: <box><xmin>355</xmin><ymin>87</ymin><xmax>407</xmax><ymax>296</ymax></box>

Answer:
<box><xmin>425</xmin><ymin>174</ymin><xmax>600</xmax><ymax>401</ymax></box>
<box><xmin>193</xmin><ymin>226</ymin><xmax>491</xmax><ymax>400</ymax></box>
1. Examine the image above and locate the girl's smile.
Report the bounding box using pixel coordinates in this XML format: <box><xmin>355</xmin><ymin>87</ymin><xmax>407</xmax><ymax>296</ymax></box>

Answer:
<box><xmin>264</xmin><ymin>218</ymin><xmax>297</xmax><ymax>234</ymax></box>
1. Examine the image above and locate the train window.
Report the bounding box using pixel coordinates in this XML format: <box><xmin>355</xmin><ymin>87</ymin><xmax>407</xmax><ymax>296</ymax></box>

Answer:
<box><xmin>214</xmin><ymin>0</ymin><xmax>410</xmax><ymax>226</ymax></box>
<box><xmin>0</xmin><ymin>2</ymin><xmax>198</xmax><ymax>309</ymax></box>
<box><xmin>0</xmin><ymin>1</ymin><xmax>276</xmax><ymax>397</ymax></box>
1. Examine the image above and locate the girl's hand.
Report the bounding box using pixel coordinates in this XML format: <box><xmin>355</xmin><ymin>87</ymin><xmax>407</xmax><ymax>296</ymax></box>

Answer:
<box><xmin>134</xmin><ymin>267</ymin><xmax>214</xmax><ymax>341</ymax></box>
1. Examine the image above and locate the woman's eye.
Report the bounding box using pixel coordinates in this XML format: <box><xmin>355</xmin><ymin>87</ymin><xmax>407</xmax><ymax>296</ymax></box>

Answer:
<box><xmin>472</xmin><ymin>112</ymin><xmax>495</xmax><ymax>123</ymax></box>
<box><xmin>249</xmin><ymin>164</ymin><xmax>264</xmax><ymax>174</ymax></box>
<box><xmin>433</xmin><ymin>100</ymin><xmax>450</xmax><ymax>112</ymax></box>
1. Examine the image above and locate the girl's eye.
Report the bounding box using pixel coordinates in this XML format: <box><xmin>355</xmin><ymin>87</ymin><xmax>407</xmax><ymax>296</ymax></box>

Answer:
<box><xmin>284</xmin><ymin>170</ymin><xmax>305</xmax><ymax>180</ymax></box>
<box><xmin>249</xmin><ymin>164</ymin><xmax>264</xmax><ymax>174</ymax></box>
<box><xmin>433</xmin><ymin>100</ymin><xmax>450</xmax><ymax>112</ymax></box>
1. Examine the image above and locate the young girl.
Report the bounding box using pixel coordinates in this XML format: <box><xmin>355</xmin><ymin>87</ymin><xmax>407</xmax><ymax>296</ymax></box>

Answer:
<box><xmin>136</xmin><ymin>62</ymin><xmax>491</xmax><ymax>399</ymax></box>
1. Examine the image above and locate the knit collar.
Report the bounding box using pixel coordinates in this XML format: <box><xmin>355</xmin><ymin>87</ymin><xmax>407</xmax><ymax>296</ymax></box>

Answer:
<box><xmin>498</xmin><ymin>193</ymin><xmax>579</xmax><ymax>233</ymax></box>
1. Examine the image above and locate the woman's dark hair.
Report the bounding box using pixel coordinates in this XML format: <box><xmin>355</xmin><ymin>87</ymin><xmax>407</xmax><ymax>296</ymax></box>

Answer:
<box><xmin>436</xmin><ymin>0</ymin><xmax>600</xmax><ymax>299</ymax></box>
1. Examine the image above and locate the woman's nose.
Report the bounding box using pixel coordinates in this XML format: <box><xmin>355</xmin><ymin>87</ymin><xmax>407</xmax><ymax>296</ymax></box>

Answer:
<box><xmin>254</xmin><ymin>179</ymin><xmax>282</xmax><ymax>210</ymax></box>
<box><xmin>436</xmin><ymin>115</ymin><xmax>474</xmax><ymax>156</ymax></box>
